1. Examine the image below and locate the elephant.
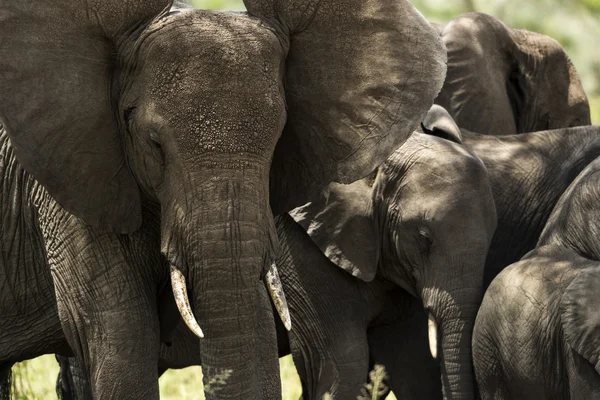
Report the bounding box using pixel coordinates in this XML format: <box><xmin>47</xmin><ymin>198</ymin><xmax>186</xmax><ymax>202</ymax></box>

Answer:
<box><xmin>286</xmin><ymin>106</ymin><xmax>600</xmax><ymax>397</ymax></box>
<box><xmin>434</xmin><ymin>12</ymin><xmax>591</xmax><ymax>135</ymax></box>
<box><xmin>57</xmin><ymin>124</ymin><xmax>498</xmax><ymax>400</ymax></box>
<box><xmin>473</xmin><ymin>129</ymin><xmax>600</xmax><ymax>399</ymax></box>
<box><xmin>290</xmin><ymin>126</ymin><xmax>497</xmax><ymax>399</ymax></box>
<box><xmin>473</xmin><ymin>244</ymin><xmax>600</xmax><ymax>399</ymax></box>
<box><xmin>422</xmin><ymin>106</ymin><xmax>600</xmax><ymax>287</ymax></box>
<box><xmin>0</xmin><ymin>0</ymin><xmax>447</xmax><ymax>398</ymax></box>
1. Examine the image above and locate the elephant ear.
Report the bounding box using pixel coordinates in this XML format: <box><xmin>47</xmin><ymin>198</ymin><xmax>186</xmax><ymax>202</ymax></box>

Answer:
<box><xmin>421</xmin><ymin>105</ymin><xmax>463</xmax><ymax>144</ymax></box>
<box><xmin>437</xmin><ymin>12</ymin><xmax>590</xmax><ymax>135</ymax></box>
<box><xmin>436</xmin><ymin>13</ymin><xmax>518</xmax><ymax>135</ymax></box>
<box><xmin>290</xmin><ymin>178</ymin><xmax>379</xmax><ymax>281</ymax></box>
<box><xmin>244</xmin><ymin>0</ymin><xmax>447</xmax><ymax>213</ymax></box>
<box><xmin>0</xmin><ymin>0</ymin><xmax>171</xmax><ymax>233</ymax></box>
<box><xmin>561</xmin><ymin>266</ymin><xmax>600</xmax><ymax>374</ymax></box>
<box><xmin>507</xmin><ymin>28</ymin><xmax>591</xmax><ymax>131</ymax></box>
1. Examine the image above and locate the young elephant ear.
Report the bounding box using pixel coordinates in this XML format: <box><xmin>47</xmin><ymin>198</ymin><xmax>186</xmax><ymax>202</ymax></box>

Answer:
<box><xmin>290</xmin><ymin>178</ymin><xmax>379</xmax><ymax>281</ymax></box>
<box><xmin>421</xmin><ymin>105</ymin><xmax>463</xmax><ymax>144</ymax></box>
<box><xmin>0</xmin><ymin>0</ymin><xmax>171</xmax><ymax>233</ymax></box>
<box><xmin>244</xmin><ymin>0</ymin><xmax>447</xmax><ymax>213</ymax></box>
<box><xmin>561</xmin><ymin>266</ymin><xmax>600</xmax><ymax>374</ymax></box>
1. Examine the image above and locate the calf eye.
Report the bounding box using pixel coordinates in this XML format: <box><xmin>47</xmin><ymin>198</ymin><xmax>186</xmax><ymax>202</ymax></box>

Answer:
<box><xmin>123</xmin><ymin>107</ymin><xmax>135</xmax><ymax>122</ymax></box>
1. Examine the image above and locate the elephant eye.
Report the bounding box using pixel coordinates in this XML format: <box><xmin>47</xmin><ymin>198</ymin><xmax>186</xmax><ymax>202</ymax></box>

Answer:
<box><xmin>123</xmin><ymin>107</ymin><xmax>135</xmax><ymax>122</ymax></box>
<box><xmin>417</xmin><ymin>226</ymin><xmax>433</xmax><ymax>252</ymax></box>
<box><xmin>149</xmin><ymin>130</ymin><xmax>162</xmax><ymax>148</ymax></box>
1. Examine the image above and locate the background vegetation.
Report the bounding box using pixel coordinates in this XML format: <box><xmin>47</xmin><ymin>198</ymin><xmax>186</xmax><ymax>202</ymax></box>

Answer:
<box><xmin>11</xmin><ymin>0</ymin><xmax>599</xmax><ymax>398</ymax></box>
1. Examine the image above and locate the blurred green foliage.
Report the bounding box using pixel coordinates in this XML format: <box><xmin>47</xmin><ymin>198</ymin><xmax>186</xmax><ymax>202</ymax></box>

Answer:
<box><xmin>190</xmin><ymin>0</ymin><xmax>600</xmax><ymax>123</ymax></box>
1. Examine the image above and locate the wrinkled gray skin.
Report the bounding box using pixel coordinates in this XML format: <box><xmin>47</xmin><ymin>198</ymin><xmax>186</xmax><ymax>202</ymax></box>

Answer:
<box><xmin>473</xmin><ymin>244</ymin><xmax>600</xmax><ymax>400</ymax></box>
<box><xmin>56</xmin><ymin>217</ymin><xmax>438</xmax><ymax>400</ymax></box>
<box><xmin>291</xmin><ymin>107</ymin><xmax>600</xmax><ymax>399</ymax></box>
<box><xmin>452</xmin><ymin>111</ymin><xmax>600</xmax><ymax>398</ymax></box>
<box><xmin>424</xmin><ymin>106</ymin><xmax>600</xmax><ymax>287</ymax></box>
<box><xmin>434</xmin><ymin>12</ymin><xmax>590</xmax><ymax>135</ymax></box>
<box><xmin>0</xmin><ymin>0</ymin><xmax>445</xmax><ymax>398</ymax></box>
<box><xmin>291</xmin><ymin>129</ymin><xmax>497</xmax><ymax>399</ymax></box>
<box><xmin>60</xmin><ymin>128</ymin><xmax>496</xmax><ymax>400</ymax></box>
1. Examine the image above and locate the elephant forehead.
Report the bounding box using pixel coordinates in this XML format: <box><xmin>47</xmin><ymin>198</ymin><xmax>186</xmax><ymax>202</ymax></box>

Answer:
<box><xmin>136</xmin><ymin>10</ymin><xmax>286</xmax><ymax>156</ymax></box>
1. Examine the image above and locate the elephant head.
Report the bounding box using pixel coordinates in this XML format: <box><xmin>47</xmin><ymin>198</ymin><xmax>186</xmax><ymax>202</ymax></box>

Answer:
<box><xmin>292</xmin><ymin>107</ymin><xmax>497</xmax><ymax>399</ymax></box>
<box><xmin>0</xmin><ymin>0</ymin><xmax>446</xmax><ymax>397</ymax></box>
<box><xmin>435</xmin><ymin>12</ymin><xmax>590</xmax><ymax>135</ymax></box>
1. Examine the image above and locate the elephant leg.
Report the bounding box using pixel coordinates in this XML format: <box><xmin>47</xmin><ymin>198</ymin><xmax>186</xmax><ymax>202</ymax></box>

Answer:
<box><xmin>0</xmin><ymin>362</ymin><xmax>13</xmax><ymax>400</ymax></box>
<box><xmin>46</xmin><ymin>230</ymin><xmax>161</xmax><ymax>398</ymax></box>
<box><xmin>275</xmin><ymin>215</ymin><xmax>372</xmax><ymax>400</ymax></box>
<box><xmin>35</xmin><ymin>197</ymin><xmax>165</xmax><ymax>399</ymax></box>
<box><xmin>53</xmin><ymin>276</ymin><xmax>161</xmax><ymax>399</ymax></box>
<box><xmin>56</xmin><ymin>355</ymin><xmax>92</xmax><ymax>400</ymax></box>
<box><xmin>368</xmin><ymin>295</ymin><xmax>442</xmax><ymax>400</ymax></box>
<box><xmin>289</xmin><ymin>328</ymin><xmax>369</xmax><ymax>400</ymax></box>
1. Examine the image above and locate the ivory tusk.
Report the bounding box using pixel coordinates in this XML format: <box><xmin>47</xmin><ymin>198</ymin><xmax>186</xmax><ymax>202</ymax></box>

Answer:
<box><xmin>428</xmin><ymin>313</ymin><xmax>438</xmax><ymax>359</ymax></box>
<box><xmin>170</xmin><ymin>265</ymin><xmax>204</xmax><ymax>339</ymax></box>
<box><xmin>266</xmin><ymin>263</ymin><xmax>292</xmax><ymax>331</ymax></box>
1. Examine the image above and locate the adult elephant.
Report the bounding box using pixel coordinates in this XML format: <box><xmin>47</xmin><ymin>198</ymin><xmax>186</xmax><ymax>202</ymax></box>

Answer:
<box><xmin>290</xmin><ymin>127</ymin><xmax>497</xmax><ymax>399</ymax></box>
<box><xmin>434</xmin><ymin>12</ymin><xmax>590</xmax><ymax>135</ymax></box>
<box><xmin>424</xmin><ymin>106</ymin><xmax>600</xmax><ymax>287</ymax></box>
<box><xmin>0</xmin><ymin>1</ymin><xmax>446</xmax><ymax>399</ymax></box>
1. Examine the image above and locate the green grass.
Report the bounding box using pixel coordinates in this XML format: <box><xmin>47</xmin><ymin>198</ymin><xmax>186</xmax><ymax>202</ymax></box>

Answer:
<box><xmin>13</xmin><ymin>355</ymin><xmax>396</xmax><ymax>400</ymax></box>
<box><xmin>10</xmin><ymin>355</ymin><xmax>397</xmax><ymax>399</ymax></box>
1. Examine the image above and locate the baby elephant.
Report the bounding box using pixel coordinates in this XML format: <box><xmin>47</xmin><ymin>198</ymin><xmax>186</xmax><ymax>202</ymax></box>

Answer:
<box><xmin>474</xmin><ymin>244</ymin><xmax>600</xmax><ymax>399</ymax></box>
<box><xmin>291</xmin><ymin>124</ymin><xmax>496</xmax><ymax>399</ymax></box>
<box><xmin>474</xmin><ymin>149</ymin><xmax>600</xmax><ymax>399</ymax></box>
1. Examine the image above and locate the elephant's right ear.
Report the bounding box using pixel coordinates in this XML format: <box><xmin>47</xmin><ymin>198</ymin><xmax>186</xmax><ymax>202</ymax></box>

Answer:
<box><xmin>0</xmin><ymin>0</ymin><xmax>172</xmax><ymax>233</ymax></box>
<box><xmin>561</xmin><ymin>266</ymin><xmax>600</xmax><ymax>374</ymax></box>
<box><xmin>290</xmin><ymin>179</ymin><xmax>379</xmax><ymax>282</ymax></box>
<box><xmin>421</xmin><ymin>105</ymin><xmax>463</xmax><ymax>144</ymax></box>
<box><xmin>246</xmin><ymin>0</ymin><xmax>447</xmax><ymax>213</ymax></box>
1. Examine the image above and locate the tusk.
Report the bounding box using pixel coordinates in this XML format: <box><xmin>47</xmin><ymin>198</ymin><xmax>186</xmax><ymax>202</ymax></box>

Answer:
<box><xmin>428</xmin><ymin>313</ymin><xmax>438</xmax><ymax>359</ymax></box>
<box><xmin>266</xmin><ymin>263</ymin><xmax>292</xmax><ymax>331</ymax></box>
<box><xmin>170</xmin><ymin>265</ymin><xmax>204</xmax><ymax>339</ymax></box>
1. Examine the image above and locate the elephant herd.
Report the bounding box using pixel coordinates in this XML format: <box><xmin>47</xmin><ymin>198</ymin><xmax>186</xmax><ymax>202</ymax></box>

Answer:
<box><xmin>0</xmin><ymin>0</ymin><xmax>598</xmax><ymax>399</ymax></box>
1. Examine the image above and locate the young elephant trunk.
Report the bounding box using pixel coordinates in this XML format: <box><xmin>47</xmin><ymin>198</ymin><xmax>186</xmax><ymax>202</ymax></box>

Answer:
<box><xmin>423</xmin><ymin>287</ymin><xmax>479</xmax><ymax>400</ymax></box>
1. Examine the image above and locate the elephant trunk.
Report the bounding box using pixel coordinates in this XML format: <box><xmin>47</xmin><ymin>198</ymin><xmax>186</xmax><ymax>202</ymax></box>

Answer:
<box><xmin>423</xmin><ymin>287</ymin><xmax>479</xmax><ymax>400</ymax></box>
<box><xmin>163</xmin><ymin>168</ymin><xmax>286</xmax><ymax>399</ymax></box>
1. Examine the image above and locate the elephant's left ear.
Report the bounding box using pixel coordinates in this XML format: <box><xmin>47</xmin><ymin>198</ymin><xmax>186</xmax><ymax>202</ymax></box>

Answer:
<box><xmin>244</xmin><ymin>0</ymin><xmax>447</xmax><ymax>213</ymax></box>
<box><xmin>561</xmin><ymin>266</ymin><xmax>600</xmax><ymax>374</ymax></box>
<box><xmin>290</xmin><ymin>178</ymin><xmax>379</xmax><ymax>281</ymax></box>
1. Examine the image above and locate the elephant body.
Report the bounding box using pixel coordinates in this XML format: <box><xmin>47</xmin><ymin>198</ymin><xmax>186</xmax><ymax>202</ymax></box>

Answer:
<box><xmin>473</xmin><ymin>245</ymin><xmax>600</xmax><ymax>400</ymax></box>
<box><xmin>474</xmin><ymin>139</ymin><xmax>600</xmax><ymax>399</ymax></box>
<box><xmin>435</xmin><ymin>12</ymin><xmax>590</xmax><ymax>135</ymax></box>
<box><xmin>424</xmin><ymin>106</ymin><xmax>600</xmax><ymax>286</ymax></box>
<box><xmin>462</xmin><ymin>125</ymin><xmax>600</xmax><ymax>286</ymax></box>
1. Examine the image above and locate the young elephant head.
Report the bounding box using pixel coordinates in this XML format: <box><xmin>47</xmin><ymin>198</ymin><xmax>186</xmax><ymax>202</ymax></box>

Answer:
<box><xmin>292</xmin><ymin>119</ymin><xmax>497</xmax><ymax>398</ymax></box>
<box><xmin>435</xmin><ymin>12</ymin><xmax>590</xmax><ymax>135</ymax></box>
<box><xmin>0</xmin><ymin>0</ymin><xmax>446</xmax><ymax>397</ymax></box>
